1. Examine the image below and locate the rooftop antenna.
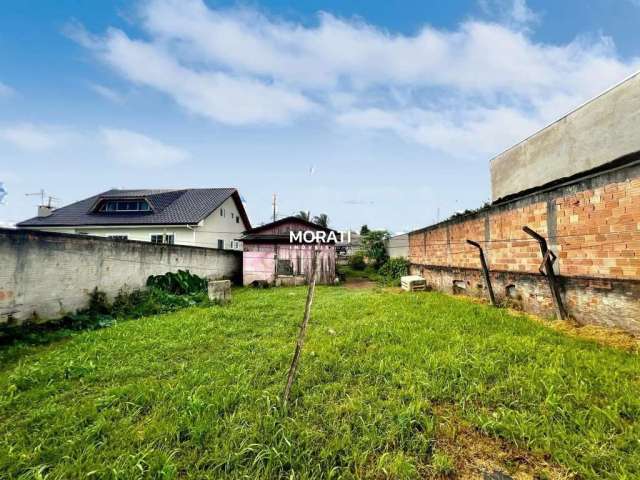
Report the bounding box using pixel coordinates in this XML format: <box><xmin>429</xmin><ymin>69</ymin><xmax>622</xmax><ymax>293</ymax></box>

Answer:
<box><xmin>26</xmin><ymin>189</ymin><xmax>59</xmax><ymax>207</ymax></box>
<box><xmin>26</xmin><ymin>189</ymin><xmax>46</xmax><ymax>205</ymax></box>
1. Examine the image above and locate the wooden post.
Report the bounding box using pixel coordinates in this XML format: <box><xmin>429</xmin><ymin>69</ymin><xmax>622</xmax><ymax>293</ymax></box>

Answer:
<box><xmin>466</xmin><ymin>240</ymin><xmax>496</xmax><ymax>306</ymax></box>
<box><xmin>522</xmin><ymin>226</ymin><xmax>567</xmax><ymax>320</ymax></box>
<box><xmin>282</xmin><ymin>248</ymin><xmax>318</xmax><ymax>407</ymax></box>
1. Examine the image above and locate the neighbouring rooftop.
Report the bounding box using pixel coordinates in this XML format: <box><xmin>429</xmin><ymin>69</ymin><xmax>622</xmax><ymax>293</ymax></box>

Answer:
<box><xmin>17</xmin><ymin>188</ymin><xmax>250</xmax><ymax>228</ymax></box>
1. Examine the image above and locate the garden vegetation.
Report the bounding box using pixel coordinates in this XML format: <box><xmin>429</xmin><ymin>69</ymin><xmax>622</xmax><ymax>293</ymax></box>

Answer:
<box><xmin>1</xmin><ymin>287</ymin><xmax>639</xmax><ymax>478</ymax></box>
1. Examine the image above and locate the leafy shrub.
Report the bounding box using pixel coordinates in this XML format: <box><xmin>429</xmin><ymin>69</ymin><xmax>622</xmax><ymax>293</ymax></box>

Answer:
<box><xmin>146</xmin><ymin>270</ymin><xmax>207</xmax><ymax>295</ymax></box>
<box><xmin>379</xmin><ymin>258</ymin><xmax>410</xmax><ymax>280</ymax></box>
<box><xmin>87</xmin><ymin>288</ymin><xmax>110</xmax><ymax>316</ymax></box>
<box><xmin>361</xmin><ymin>230</ymin><xmax>390</xmax><ymax>269</ymax></box>
<box><xmin>1</xmin><ymin>285</ymin><xmax>211</xmax><ymax>346</ymax></box>
<box><xmin>349</xmin><ymin>251</ymin><xmax>366</xmax><ymax>270</ymax></box>
<box><xmin>113</xmin><ymin>287</ymin><xmax>208</xmax><ymax>319</ymax></box>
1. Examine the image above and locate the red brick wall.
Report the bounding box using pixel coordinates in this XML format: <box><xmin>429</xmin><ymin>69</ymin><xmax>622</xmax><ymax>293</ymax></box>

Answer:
<box><xmin>408</xmin><ymin>164</ymin><xmax>640</xmax><ymax>333</ymax></box>
<box><xmin>409</xmin><ymin>172</ymin><xmax>640</xmax><ymax>281</ymax></box>
<box><xmin>555</xmin><ymin>177</ymin><xmax>640</xmax><ymax>278</ymax></box>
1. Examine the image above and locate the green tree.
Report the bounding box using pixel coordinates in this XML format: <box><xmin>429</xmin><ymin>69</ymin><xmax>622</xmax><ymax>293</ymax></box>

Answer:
<box><xmin>295</xmin><ymin>210</ymin><xmax>310</xmax><ymax>221</ymax></box>
<box><xmin>313</xmin><ymin>213</ymin><xmax>329</xmax><ymax>228</ymax></box>
<box><xmin>360</xmin><ymin>225</ymin><xmax>370</xmax><ymax>235</ymax></box>
<box><xmin>361</xmin><ymin>230</ymin><xmax>390</xmax><ymax>269</ymax></box>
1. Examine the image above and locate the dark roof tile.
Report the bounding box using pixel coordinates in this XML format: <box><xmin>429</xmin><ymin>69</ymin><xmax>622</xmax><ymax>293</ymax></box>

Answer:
<box><xmin>18</xmin><ymin>188</ymin><xmax>248</xmax><ymax>227</ymax></box>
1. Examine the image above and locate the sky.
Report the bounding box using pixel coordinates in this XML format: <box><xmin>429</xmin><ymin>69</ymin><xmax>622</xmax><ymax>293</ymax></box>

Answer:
<box><xmin>1</xmin><ymin>0</ymin><xmax>640</xmax><ymax>232</ymax></box>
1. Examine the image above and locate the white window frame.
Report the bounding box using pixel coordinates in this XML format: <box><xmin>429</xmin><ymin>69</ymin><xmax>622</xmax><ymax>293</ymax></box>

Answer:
<box><xmin>150</xmin><ymin>233</ymin><xmax>175</xmax><ymax>244</ymax></box>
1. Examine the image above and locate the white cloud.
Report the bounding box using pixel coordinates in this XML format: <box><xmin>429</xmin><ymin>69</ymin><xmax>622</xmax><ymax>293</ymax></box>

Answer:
<box><xmin>68</xmin><ymin>23</ymin><xmax>315</xmax><ymax>125</ymax></box>
<box><xmin>100</xmin><ymin>128</ymin><xmax>189</xmax><ymax>167</ymax></box>
<box><xmin>338</xmin><ymin>106</ymin><xmax>542</xmax><ymax>157</ymax></box>
<box><xmin>510</xmin><ymin>0</ymin><xmax>539</xmax><ymax>25</ymax></box>
<box><xmin>90</xmin><ymin>83</ymin><xmax>124</xmax><ymax>103</ymax></box>
<box><xmin>478</xmin><ymin>0</ymin><xmax>540</xmax><ymax>29</ymax></box>
<box><xmin>133</xmin><ymin>0</ymin><xmax>635</xmax><ymax>96</ymax></box>
<box><xmin>0</xmin><ymin>123</ymin><xmax>71</xmax><ymax>151</ymax></box>
<box><xmin>68</xmin><ymin>0</ymin><xmax>640</xmax><ymax>158</ymax></box>
<box><xmin>0</xmin><ymin>82</ymin><xmax>14</xmax><ymax>98</ymax></box>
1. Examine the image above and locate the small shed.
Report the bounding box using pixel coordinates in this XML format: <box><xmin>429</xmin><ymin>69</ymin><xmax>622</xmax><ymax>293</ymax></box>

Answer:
<box><xmin>240</xmin><ymin>217</ymin><xmax>337</xmax><ymax>286</ymax></box>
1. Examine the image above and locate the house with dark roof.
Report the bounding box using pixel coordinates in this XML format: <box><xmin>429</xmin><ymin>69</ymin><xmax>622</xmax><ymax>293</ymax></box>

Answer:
<box><xmin>17</xmin><ymin>188</ymin><xmax>251</xmax><ymax>250</ymax></box>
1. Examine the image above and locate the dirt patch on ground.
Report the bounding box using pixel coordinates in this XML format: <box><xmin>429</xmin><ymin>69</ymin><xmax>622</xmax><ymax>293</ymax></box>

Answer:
<box><xmin>535</xmin><ymin>319</ymin><xmax>640</xmax><ymax>353</ymax></box>
<box><xmin>445</xmin><ymin>293</ymin><xmax>640</xmax><ymax>353</ymax></box>
<box><xmin>343</xmin><ymin>277</ymin><xmax>378</xmax><ymax>289</ymax></box>
<box><xmin>432</xmin><ymin>407</ymin><xmax>573</xmax><ymax>480</ymax></box>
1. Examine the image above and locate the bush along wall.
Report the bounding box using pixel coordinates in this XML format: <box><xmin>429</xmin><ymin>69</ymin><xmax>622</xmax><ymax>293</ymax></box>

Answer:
<box><xmin>0</xmin><ymin>270</ymin><xmax>212</xmax><ymax>345</ymax></box>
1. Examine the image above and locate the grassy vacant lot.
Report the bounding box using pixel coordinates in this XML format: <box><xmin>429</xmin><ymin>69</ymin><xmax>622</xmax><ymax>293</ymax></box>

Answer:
<box><xmin>1</xmin><ymin>287</ymin><xmax>639</xmax><ymax>479</ymax></box>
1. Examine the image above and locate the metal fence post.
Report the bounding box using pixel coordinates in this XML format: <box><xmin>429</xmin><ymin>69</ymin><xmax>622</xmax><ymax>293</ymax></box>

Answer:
<box><xmin>522</xmin><ymin>226</ymin><xmax>567</xmax><ymax>320</ymax></box>
<box><xmin>466</xmin><ymin>240</ymin><xmax>497</xmax><ymax>306</ymax></box>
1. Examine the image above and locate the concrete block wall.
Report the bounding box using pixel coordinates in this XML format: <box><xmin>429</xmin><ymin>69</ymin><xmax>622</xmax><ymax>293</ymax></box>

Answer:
<box><xmin>491</xmin><ymin>71</ymin><xmax>640</xmax><ymax>201</ymax></box>
<box><xmin>409</xmin><ymin>161</ymin><xmax>640</xmax><ymax>333</ymax></box>
<box><xmin>0</xmin><ymin>228</ymin><xmax>241</xmax><ymax>326</ymax></box>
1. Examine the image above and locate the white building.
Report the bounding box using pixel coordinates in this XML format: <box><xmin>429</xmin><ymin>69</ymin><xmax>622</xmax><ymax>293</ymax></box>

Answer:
<box><xmin>385</xmin><ymin>233</ymin><xmax>409</xmax><ymax>259</ymax></box>
<box><xmin>17</xmin><ymin>188</ymin><xmax>251</xmax><ymax>250</ymax></box>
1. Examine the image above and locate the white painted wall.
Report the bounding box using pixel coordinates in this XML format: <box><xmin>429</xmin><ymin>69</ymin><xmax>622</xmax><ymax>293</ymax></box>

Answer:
<box><xmin>386</xmin><ymin>233</ymin><xmax>409</xmax><ymax>259</ymax></box>
<box><xmin>491</xmin><ymin>71</ymin><xmax>640</xmax><ymax>201</ymax></box>
<box><xmin>25</xmin><ymin>196</ymin><xmax>248</xmax><ymax>250</ymax></box>
<box><xmin>188</xmin><ymin>196</ymin><xmax>247</xmax><ymax>250</ymax></box>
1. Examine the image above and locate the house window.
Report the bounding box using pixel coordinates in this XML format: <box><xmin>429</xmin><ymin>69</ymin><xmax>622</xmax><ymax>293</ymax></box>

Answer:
<box><xmin>98</xmin><ymin>199</ymin><xmax>151</xmax><ymax>212</ymax></box>
<box><xmin>232</xmin><ymin>240</ymin><xmax>240</xmax><ymax>249</ymax></box>
<box><xmin>277</xmin><ymin>259</ymin><xmax>293</xmax><ymax>275</ymax></box>
<box><xmin>220</xmin><ymin>208</ymin><xmax>225</xmax><ymax>217</ymax></box>
<box><xmin>107</xmin><ymin>235</ymin><xmax>128</xmax><ymax>241</ymax></box>
<box><xmin>150</xmin><ymin>234</ymin><xmax>174</xmax><ymax>244</ymax></box>
<box><xmin>236</xmin><ymin>216</ymin><xmax>240</xmax><ymax>224</ymax></box>
<box><xmin>217</xmin><ymin>239</ymin><xmax>224</xmax><ymax>249</ymax></box>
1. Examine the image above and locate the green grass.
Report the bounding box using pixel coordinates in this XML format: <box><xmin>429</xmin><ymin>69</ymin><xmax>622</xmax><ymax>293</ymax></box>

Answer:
<box><xmin>1</xmin><ymin>287</ymin><xmax>639</xmax><ymax>479</ymax></box>
<box><xmin>339</xmin><ymin>265</ymin><xmax>382</xmax><ymax>282</ymax></box>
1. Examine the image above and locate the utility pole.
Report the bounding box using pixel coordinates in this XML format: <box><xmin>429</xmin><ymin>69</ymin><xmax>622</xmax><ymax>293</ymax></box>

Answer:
<box><xmin>272</xmin><ymin>193</ymin><xmax>277</xmax><ymax>222</ymax></box>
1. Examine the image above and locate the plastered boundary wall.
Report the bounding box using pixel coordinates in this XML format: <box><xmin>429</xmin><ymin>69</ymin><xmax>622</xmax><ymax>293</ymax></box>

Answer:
<box><xmin>409</xmin><ymin>161</ymin><xmax>640</xmax><ymax>334</ymax></box>
<box><xmin>491</xmin><ymin>71</ymin><xmax>640</xmax><ymax>201</ymax></box>
<box><xmin>0</xmin><ymin>228</ymin><xmax>241</xmax><ymax>326</ymax></box>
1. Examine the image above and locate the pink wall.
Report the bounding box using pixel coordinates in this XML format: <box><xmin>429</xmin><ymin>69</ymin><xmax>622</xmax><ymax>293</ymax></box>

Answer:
<box><xmin>243</xmin><ymin>243</ymin><xmax>336</xmax><ymax>285</ymax></box>
<box><xmin>243</xmin><ymin>244</ymin><xmax>276</xmax><ymax>285</ymax></box>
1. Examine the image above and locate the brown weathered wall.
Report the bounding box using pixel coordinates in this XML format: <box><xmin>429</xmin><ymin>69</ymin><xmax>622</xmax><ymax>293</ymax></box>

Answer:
<box><xmin>409</xmin><ymin>161</ymin><xmax>640</xmax><ymax>333</ymax></box>
<box><xmin>0</xmin><ymin>229</ymin><xmax>241</xmax><ymax>326</ymax></box>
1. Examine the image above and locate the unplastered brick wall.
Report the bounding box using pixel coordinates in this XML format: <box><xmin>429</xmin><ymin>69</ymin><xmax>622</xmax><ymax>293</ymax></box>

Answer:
<box><xmin>555</xmin><ymin>178</ymin><xmax>640</xmax><ymax>277</ymax></box>
<box><xmin>0</xmin><ymin>228</ymin><xmax>241</xmax><ymax>326</ymax></box>
<box><xmin>409</xmin><ymin>161</ymin><xmax>640</xmax><ymax>333</ymax></box>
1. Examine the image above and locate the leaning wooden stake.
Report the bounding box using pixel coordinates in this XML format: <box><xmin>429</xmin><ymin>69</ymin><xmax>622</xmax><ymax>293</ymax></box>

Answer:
<box><xmin>466</xmin><ymin>239</ymin><xmax>497</xmax><ymax>306</ymax></box>
<box><xmin>522</xmin><ymin>226</ymin><xmax>567</xmax><ymax>320</ymax></box>
<box><xmin>282</xmin><ymin>248</ymin><xmax>319</xmax><ymax>407</ymax></box>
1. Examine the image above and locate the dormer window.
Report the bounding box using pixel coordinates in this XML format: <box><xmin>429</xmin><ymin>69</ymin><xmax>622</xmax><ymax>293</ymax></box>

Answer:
<box><xmin>95</xmin><ymin>199</ymin><xmax>151</xmax><ymax>213</ymax></box>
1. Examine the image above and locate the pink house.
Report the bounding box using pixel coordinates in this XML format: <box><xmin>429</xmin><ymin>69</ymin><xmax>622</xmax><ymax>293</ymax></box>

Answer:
<box><xmin>240</xmin><ymin>217</ymin><xmax>337</xmax><ymax>286</ymax></box>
